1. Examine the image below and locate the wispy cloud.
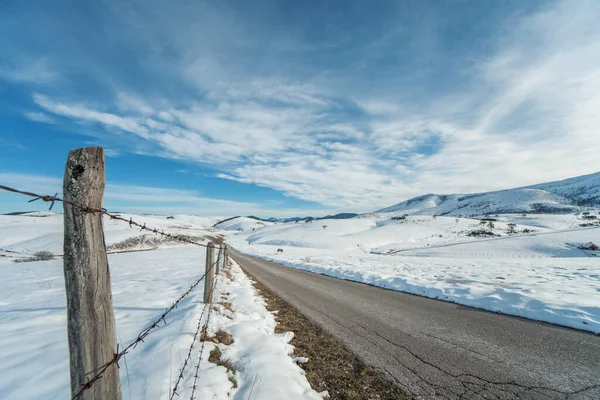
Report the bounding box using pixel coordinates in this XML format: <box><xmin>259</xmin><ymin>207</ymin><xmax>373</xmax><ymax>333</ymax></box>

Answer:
<box><xmin>0</xmin><ymin>172</ymin><xmax>292</xmax><ymax>216</ymax></box>
<box><xmin>24</xmin><ymin>112</ymin><xmax>55</xmax><ymax>124</ymax></box>
<box><xmin>0</xmin><ymin>173</ymin><xmax>62</xmax><ymax>195</ymax></box>
<box><xmin>3</xmin><ymin>0</ymin><xmax>600</xmax><ymax>211</ymax></box>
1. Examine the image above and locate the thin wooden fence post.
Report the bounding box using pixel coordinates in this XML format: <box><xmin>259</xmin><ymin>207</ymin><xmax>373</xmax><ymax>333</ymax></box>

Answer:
<box><xmin>63</xmin><ymin>147</ymin><xmax>122</xmax><ymax>400</ymax></box>
<box><xmin>204</xmin><ymin>243</ymin><xmax>215</xmax><ymax>303</ymax></box>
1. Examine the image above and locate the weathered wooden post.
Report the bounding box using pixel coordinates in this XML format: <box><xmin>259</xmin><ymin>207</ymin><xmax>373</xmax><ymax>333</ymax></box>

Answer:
<box><xmin>204</xmin><ymin>243</ymin><xmax>215</xmax><ymax>303</ymax></box>
<box><xmin>216</xmin><ymin>245</ymin><xmax>223</xmax><ymax>275</ymax></box>
<box><xmin>63</xmin><ymin>147</ymin><xmax>122</xmax><ymax>400</ymax></box>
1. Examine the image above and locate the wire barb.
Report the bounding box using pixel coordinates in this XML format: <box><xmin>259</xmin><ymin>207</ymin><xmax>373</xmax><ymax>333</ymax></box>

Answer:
<box><xmin>0</xmin><ymin>184</ymin><xmax>216</xmax><ymax>249</ymax></box>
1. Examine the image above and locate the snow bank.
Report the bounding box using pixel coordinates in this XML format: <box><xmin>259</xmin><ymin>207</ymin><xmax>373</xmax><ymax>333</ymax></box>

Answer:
<box><xmin>202</xmin><ymin>260</ymin><xmax>325</xmax><ymax>400</ymax></box>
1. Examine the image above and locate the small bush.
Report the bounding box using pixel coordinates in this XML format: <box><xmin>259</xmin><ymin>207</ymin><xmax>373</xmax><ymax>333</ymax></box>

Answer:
<box><xmin>467</xmin><ymin>230</ymin><xmax>497</xmax><ymax>237</ymax></box>
<box><xmin>14</xmin><ymin>251</ymin><xmax>55</xmax><ymax>263</ymax></box>
<box><xmin>506</xmin><ymin>223</ymin><xmax>517</xmax><ymax>234</ymax></box>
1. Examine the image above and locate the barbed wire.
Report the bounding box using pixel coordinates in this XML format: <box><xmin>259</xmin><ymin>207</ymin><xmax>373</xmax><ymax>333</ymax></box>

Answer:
<box><xmin>170</xmin><ymin>250</ymin><xmax>222</xmax><ymax>400</ymax></box>
<box><xmin>72</xmin><ymin>250</ymin><xmax>224</xmax><ymax>399</ymax></box>
<box><xmin>0</xmin><ymin>183</ymin><xmax>230</xmax><ymax>399</ymax></box>
<box><xmin>0</xmin><ymin>184</ymin><xmax>215</xmax><ymax>249</ymax></box>
<box><xmin>189</xmin><ymin>247</ymin><xmax>225</xmax><ymax>400</ymax></box>
<box><xmin>189</xmin><ymin>298</ymin><xmax>217</xmax><ymax>400</ymax></box>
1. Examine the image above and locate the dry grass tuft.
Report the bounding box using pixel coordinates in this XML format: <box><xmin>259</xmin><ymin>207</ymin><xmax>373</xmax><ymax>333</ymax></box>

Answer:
<box><xmin>200</xmin><ymin>325</ymin><xmax>210</xmax><ymax>342</ymax></box>
<box><xmin>228</xmin><ymin>376</ymin><xmax>238</xmax><ymax>389</ymax></box>
<box><xmin>208</xmin><ymin>347</ymin><xmax>236</xmax><ymax>375</ymax></box>
<box><xmin>209</xmin><ymin>347</ymin><xmax>221</xmax><ymax>363</ymax></box>
<box><xmin>222</xmin><ymin>267</ymin><xmax>234</xmax><ymax>280</ymax></box>
<box><xmin>220</xmin><ymin>302</ymin><xmax>233</xmax><ymax>312</ymax></box>
<box><xmin>213</xmin><ymin>330</ymin><xmax>234</xmax><ymax>345</ymax></box>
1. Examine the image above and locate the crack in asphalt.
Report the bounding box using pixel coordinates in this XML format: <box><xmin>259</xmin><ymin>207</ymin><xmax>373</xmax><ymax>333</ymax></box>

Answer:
<box><xmin>420</xmin><ymin>331</ymin><xmax>503</xmax><ymax>364</ymax></box>
<box><xmin>291</xmin><ymin>287</ymin><xmax>598</xmax><ymax>400</ymax></box>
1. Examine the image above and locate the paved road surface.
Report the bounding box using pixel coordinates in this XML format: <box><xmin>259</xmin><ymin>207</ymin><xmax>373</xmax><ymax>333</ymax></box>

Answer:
<box><xmin>230</xmin><ymin>249</ymin><xmax>600</xmax><ymax>400</ymax></box>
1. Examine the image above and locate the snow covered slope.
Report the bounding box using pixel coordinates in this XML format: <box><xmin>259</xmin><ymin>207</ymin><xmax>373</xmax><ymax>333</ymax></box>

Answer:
<box><xmin>214</xmin><ymin>216</ymin><xmax>274</xmax><ymax>232</ymax></box>
<box><xmin>377</xmin><ymin>171</ymin><xmax>600</xmax><ymax>216</ymax></box>
<box><xmin>226</xmin><ymin>212</ymin><xmax>600</xmax><ymax>333</ymax></box>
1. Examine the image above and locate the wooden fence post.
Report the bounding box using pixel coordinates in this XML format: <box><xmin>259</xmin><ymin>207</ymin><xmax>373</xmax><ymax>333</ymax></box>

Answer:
<box><xmin>204</xmin><ymin>243</ymin><xmax>215</xmax><ymax>303</ymax></box>
<box><xmin>63</xmin><ymin>147</ymin><xmax>122</xmax><ymax>400</ymax></box>
<box><xmin>216</xmin><ymin>245</ymin><xmax>223</xmax><ymax>275</ymax></box>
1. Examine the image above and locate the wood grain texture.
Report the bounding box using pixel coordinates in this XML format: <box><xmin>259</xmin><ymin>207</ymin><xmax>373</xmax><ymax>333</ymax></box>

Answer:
<box><xmin>63</xmin><ymin>147</ymin><xmax>122</xmax><ymax>400</ymax></box>
<box><xmin>204</xmin><ymin>243</ymin><xmax>215</xmax><ymax>303</ymax></box>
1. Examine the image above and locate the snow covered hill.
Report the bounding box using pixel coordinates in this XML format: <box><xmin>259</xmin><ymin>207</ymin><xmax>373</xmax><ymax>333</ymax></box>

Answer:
<box><xmin>214</xmin><ymin>216</ymin><xmax>275</xmax><ymax>232</ymax></box>
<box><xmin>376</xmin><ymin>171</ymin><xmax>600</xmax><ymax>216</ymax></box>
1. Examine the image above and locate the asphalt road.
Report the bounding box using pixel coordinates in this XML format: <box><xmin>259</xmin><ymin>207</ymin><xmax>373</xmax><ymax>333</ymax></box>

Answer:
<box><xmin>230</xmin><ymin>249</ymin><xmax>600</xmax><ymax>400</ymax></box>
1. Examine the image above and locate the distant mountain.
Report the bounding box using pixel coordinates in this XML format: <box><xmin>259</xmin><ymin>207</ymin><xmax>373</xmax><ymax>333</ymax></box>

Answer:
<box><xmin>376</xmin><ymin>171</ymin><xmax>600</xmax><ymax>216</ymax></box>
<box><xmin>246</xmin><ymin>213</ymin><xmax>358</xmax><ymax>223</ymax></box>
<box><xmin>319</xmin><ymin>213</ymin><xmax>359</xmax><ymax>220</ymax></box>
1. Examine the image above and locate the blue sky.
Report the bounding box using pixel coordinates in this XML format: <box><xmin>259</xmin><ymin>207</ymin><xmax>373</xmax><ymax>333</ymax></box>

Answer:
<box><xmin>1</xmin><ymin>0</ymin><xmax>599</xmax><ymax>217</ymax></box>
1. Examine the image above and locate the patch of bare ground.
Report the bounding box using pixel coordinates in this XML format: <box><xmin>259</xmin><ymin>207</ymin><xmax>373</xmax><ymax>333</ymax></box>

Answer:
<box><xmin>244</xmin><ymin>270</ymin><xmax>407</xmax><ymax>400</ymax></box>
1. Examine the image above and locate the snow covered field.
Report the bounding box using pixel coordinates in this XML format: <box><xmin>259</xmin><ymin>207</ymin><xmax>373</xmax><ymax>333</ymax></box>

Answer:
<box><xmin>0</xmin><ymin>213</ymin><xmax>323</xmax><ymax>400</ymax></box>
<box><xmin>2</xmin><ymin>208</ymin><xmax>598</xmax><ymax>400</ymax></box>
<box><xmin>226</xmin><ymin>213</ymin><xmax>600</xmax><ymax>333</ymax></box>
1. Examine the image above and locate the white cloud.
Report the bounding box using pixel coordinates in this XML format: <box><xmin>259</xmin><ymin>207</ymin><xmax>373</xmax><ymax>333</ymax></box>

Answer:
<box><xmin>104</xmin><ymin>148</ymin><xmax>121</xmax><ymax>158</ymax></box>
<box><xmin>24</xmin><ymin>112</ymin><xmax>54</xmax><ymax>124</ymax></box>
<box><xmin>0</xmin><ymin>173</ymin><xmax>62</xmax><ymax>196</ymax></box>
<box><xmin>0</xmin><ymin>172</ymin><xmax>295</xmax><ymax>216</ymax></box>
<box><xmin>115</xmin><ymin>93</ymin><xmax>154</xmax><ymax>115</ymax></box>
<box><xmin>15</xmin><ymin>1</ymin><xmax>600</xmax><ymax>211</ymax></box>
<box><xmin>355</xmin><ymin>99</ymin><xmax>401</xmax><ymax>115</ymax></box>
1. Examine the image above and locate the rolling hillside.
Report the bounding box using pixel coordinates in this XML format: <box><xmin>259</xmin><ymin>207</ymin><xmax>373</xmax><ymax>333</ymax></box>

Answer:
<box><xmin>377</xmin><ymin>171</ymin><xmax>600</xmax><ymax>216</ymax></box>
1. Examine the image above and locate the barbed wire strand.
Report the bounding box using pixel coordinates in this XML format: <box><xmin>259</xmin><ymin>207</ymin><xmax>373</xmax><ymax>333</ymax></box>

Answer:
<box><xmin>169</xmin><ymin>249</ymin><xmax>222</xmax><ymax>400</ymax></box>
<box><xmin>0</xmin><ymin>185</ymin><xmax>215</xmax><ymax>249</ymax></box>
<box><xmin>0</xmin><ymin>183</ymin><xmax>229</xmax><ymax>399</ymax></box>
<box><xmin>71</xmin><ymin>249</ymin><xmax>224</xmax><ymax>399</ymax></box>
<box><xmin>189</xmin><ymin>250</ymin><xmax>224</xmax><ymax>400</ymax></box>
